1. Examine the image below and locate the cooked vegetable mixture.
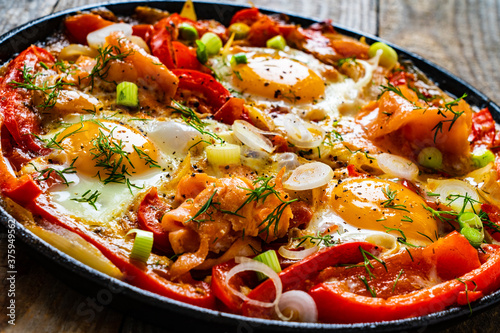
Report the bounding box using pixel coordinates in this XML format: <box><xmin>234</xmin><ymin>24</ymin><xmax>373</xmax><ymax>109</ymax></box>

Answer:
<box><xmin>2</xmin><ymin>1</ymin><xmax>500</xmax><ymax>324</ymax></box>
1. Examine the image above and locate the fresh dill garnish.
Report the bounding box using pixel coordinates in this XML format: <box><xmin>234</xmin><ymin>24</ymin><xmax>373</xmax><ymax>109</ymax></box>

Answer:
<box><xmin>169</xmin><ymin>101</ymin><xmax>224</xmax><ymax>145</ymax></box>
<box><xmin>10</xmin><ymin>64</ymin><xmax>75</xmax><ymax>108</ymax></box>
<box><xmin>233</xmin><ymin>70</ymin><xmax>243</xmax><ymax>81</ymax></box>
<box><xmin>392</xmin><ymin>269</ymin><xmax>404</xmax><ymax>293</ymax></box>
<box><xmin>345</xmin><ymin>246</ymin><xmax>387</xmax><ymax>280</ymax></box>
<box><xmin>295</xmin><ymin>232</ymin><xmax>337</xmax><ymax>248</ymax></box>
<box><xmin>337</xmin><ymin>56</ymin><xmax>357</xmax><ymax>67</ymax></box>
<box><xmin>343</xmin><ymin>144</ymin><xmax>374</xmax><ymax>160</ymax></box>
<box><xmin>423</xmin><ymin>204</ymin><xmax>458</xmax><ymax>228</ymax></box>
<box><xmin>401</xmin><ymin>215</ymin><xmax>413</xmax><ymax>222</ymax></box>
<box><xmin>418</xmin><ymin>231</ymin><xmax>435</xmax><ymax>243</ymax></box>
<box><xmin>456</xmin><ymin>278</ymin><xmax>478</xmax><ymax>314</ymax></box>
<box><xmin>431</xmin><ymin>93</ymin><xmax>467</xmax><ymax>143</ymax></box>
<box><xmin>31</xmin><ymin>159</ymin><xmax>77</xmax><ymax>186</ymax></box>
<box><xmin>86</xmin><ymin>43</ymin><xmax>133</xmax><ymax>90</ymax></box>
<box><xmin>236</xmin><ymin>176</ymin><xmax>280</xmax><ymax>212</ymax></box>
<box><xmin>383</xmin><ymin>225</ymin><xmax>420</xmax><ymax>247</ymax></box>
<box><xmin>359</xmin><ymin>276</ymin><xmax>377</xmax><ymax>297</ymax></box>
<box><xmin>71</xmin><ymin>190</ymin><xmax>101</xmax><ymax>210</ymax></box>
<box><xmin>258</xmin><ymin>197</ymin><xmax>297</xmax><ymax>241</ymax></box>
<box><xmin>379</xmin><ymin>83</ymin><xmax>419</xmax><ymax>109</ymax></box>
<box><xmin>381</xmin><ymin>186</ymin><xmax>409</xmax><ymax>212</ymax></box>
<box><xmin>405</xmin><ymin>248</ymin><xmax>414</xmax><ymax>261</ymax></box>
<box><xmin>323</xmin><ymin>129</ymin><xmax>344</xmax><ymax>146</ymax></box>
<box><xmin>185</xmin><ymin>189</ymin><xmax>219</xmax><ymax>224</ymax></box>
<box><xmin>133</xmin><ymin>145</ymin><xmax>161</xmax><ymax>168</ymax></box>
<box><xmin>446</xmin><ymin>193</ymin><xmax>480</xmax><ymax>214</ymax></box>
<box><xmin>89</xmin><ymin>127</ymin><xmax>146</xmax><ymax>193</ymax></box>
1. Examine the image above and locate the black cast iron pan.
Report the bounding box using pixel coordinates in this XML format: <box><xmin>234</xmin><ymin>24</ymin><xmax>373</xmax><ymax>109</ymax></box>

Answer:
<box><xmin>1</xmin><ymin>1</ymin><xmax>499</xmax><ymax>332</ymax></box>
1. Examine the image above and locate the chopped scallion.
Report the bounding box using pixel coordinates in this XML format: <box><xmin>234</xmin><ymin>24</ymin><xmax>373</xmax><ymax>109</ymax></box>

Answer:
<box><xmin>368</xmin><ymin>42</ymin><xmax>398</xmax><ymax>69</ymax></box>
<box><xmin>206</xmin><ymin>143</ymin><xmax>241</xmax><ymax>166</ymax></box>
<box><xmin>417</xmin><ymin>147</ymin><xmax>442</xmax><ymax>169</ymax></box>
<box><xmin>179</xmin><ymin>23</ymin><xmax>198</xmax><ymax>41</ymax></box>
<box><xmin>266</xmin><ymin>35</ymin><xmax>286</xmax><ymax>50</ymax></box>
<box><xmin>231</xmin><ymin>53</ymin><xmax>248</xmax><ymax>65</ymax></box>
<box><xmin>200</xmin><ymin>32</ymin><xmax>222</xmax><ymax>56</ymax></box>
<box><xmin>127</xmin><ymin>229</ymin><xmax>154</xmax><ymax>262</ymax></box>
<box><xmin>116</xmin><ymin>81</ymin><xmax>138</xmax><ymax>107</ymax></box>
<box><xmin>196</xmin><ymin>40</ymin><xmax>208</xmax><ymax>64</ymax></box>
<box><xmin>471</xmin><ymin>149</ymin><xmax>495</xmax><ymax>168</ymax></box>
<box><xmin>460</xmin><ymin>226</ymin><xmax>483</xmax><ymax>248</ymax></box>
<box><xmin>253</xmin><ymin>250</ymin><xmax>281</xmax><ymax>281</ymax></box>
<box><xmin>458</xmin><ymin>212</ymin><xmax>482</xmax><ymax>229</ymax></box>
<box><xmin>228</xmin><ymin>23</ymin><xmax>250</xmax><ymax>40</ymax></box>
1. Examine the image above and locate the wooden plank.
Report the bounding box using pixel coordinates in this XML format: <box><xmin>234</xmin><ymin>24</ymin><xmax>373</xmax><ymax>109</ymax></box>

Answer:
<box><xmin>0</xmin><ymin>0</ymin><xmax>58</xmax><ymax>34</ymax></box>
<box><xmin>379</xmin><ymin>0</ymin><xmax>500</xmax><ymax>105</ymax></box>
<box><xmin>51</xmin><ymin>0</ymin><xmax>377</xmax><ymax>34</ymax></box>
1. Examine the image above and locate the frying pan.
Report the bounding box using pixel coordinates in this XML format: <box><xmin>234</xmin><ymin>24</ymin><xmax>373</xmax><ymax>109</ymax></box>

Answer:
<box><xmin>1</xmin><ymin>1</ymin><xmax>499</xmax><ymax>332</ymax></box>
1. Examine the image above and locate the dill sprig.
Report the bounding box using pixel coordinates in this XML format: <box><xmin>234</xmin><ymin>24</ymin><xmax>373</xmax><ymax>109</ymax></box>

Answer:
<box><xmin>258</xmin><ymin>197</ymin><xmax>297</xmax><ymax>241</ymax></box>
<box><xmin>392</xmin><ymin>269</ymin><xmax>404</xmax><ymax>292</ymax></box>
<box><xmin>10</xmin><ymin>64</ymin><xmax>75</xmax><ymax>108</ymax></box>
<box><xmin>380</xmin><ymin>186</ymin><xmax>409</xmax><ymax>212</ymax></box>
<box><xmin>133</xmin><ymin>146</ymin><xmax>161</xmax><ymax>168</ymax></box>
<box><xmin>71</xmin><ymin>190</ymin><xmax>101</xmax><ymax>210</ymax></box>
<box><xmin>169</xmin><ymin>101</ymin><xmax>224</xmax><ymax>145</ymax></box>
<box><xmin>86</xmin><ymin>43</ymin><xmax>134</xmax><ymax>90</ymax></box>
<box><xmin>431</xmin><ymin>93</ymin><xmax>467</xmax><ymax>143</ymax></box>
<box><xmin>236</xmin><ymin>176</ymin><xmax>280</xmax><ymax>212</ymax></box>
<box><xmin>359</xmin><ymin>276</ymin><xmax>377</xmax><ymax>297</ymax></box>
<box><xmin>295</xmin><ymin>232</ymin><xmax>337</xmax><ymax>248</ymax></box>
<box><xmin>31</xmin><ymin>159</ymin><xmax>77</xmax><ymax>186</ymax></box>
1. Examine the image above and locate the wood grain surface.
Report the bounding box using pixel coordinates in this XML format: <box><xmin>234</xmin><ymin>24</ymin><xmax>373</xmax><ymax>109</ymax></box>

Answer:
<box><xmin>0</xmin><ymin>1</ymin><xmax>499</xmax><ymax>332</ymax></box>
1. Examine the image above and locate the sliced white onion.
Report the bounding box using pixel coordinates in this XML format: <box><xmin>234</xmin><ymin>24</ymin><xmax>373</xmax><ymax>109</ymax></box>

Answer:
<box><xmin>233</xmin><ymin>120</ymin><xmax>274</xmax><ymax>153</ymax></box>
<box><xmin>281</xmin><ymin>114</ymin><xmax>325</xmax><ymax>149</ymax></box>
<box><xmin>87</xmin><ymin>23</ymin><xmax>133</xmax><ymax>49</ymax></box>
<box><xmin>377</xmin><ymin>153</ymin><xmax>419</xmax><ymax>180</ymax></box>
<box><xmin>274</xmin><ymin>152</ymin><xmax>300</xmax><ymax>172</ymax></box>
<box><xmin>226</xmin><ymin>257</ymin><xmax>282</xmax><ymax>309</ymax></box>
<box><xmin>59</xmin><ymin>44</ymin><xmax>98</xmax><ymax>60</ymax></box>
<box><xmin>428</xmin><ymin>179</ymin><xmax>481</xmax><ymax>213</ymax></box>
<box><xmin>278</xmin><ymin>290</ymin><xmax>318</xmax><ymax>322</ymax></box>
<box><xmin>278</xmin><ymin>245</ymin><xmax>318</xmax><ymax>260</ymax></box>
<box><xmin>353</xmin><ymin>59</ymin><xmax>377</xmax><ymax>89</ymax></box>
<box><xmin>283</xmin><ymin>162</ymin><xmax>334</xmax><ymax>191</ymax></box>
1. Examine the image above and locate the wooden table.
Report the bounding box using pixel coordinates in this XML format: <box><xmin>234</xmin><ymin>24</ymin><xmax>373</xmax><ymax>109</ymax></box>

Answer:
<box><xmin>0</xmin><ymin>0</ymin><xmax>499</xmax><ymax>332</ymax></box>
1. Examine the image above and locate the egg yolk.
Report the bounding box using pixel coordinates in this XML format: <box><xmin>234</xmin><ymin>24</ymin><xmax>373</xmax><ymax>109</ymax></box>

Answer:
<box><xmin>58</xmin><ymin>120</ymin><xmax>159</xmax><ymax>177</ymax></box>
<box><xmin>330</xmin><ymin>178</ymin><xmax>438</xmax><ymax>246</ymax></box>
<box><xmin>232</xmin><ymin>55</ymin><xmax>325</xmax><ymax>103</ymax></box>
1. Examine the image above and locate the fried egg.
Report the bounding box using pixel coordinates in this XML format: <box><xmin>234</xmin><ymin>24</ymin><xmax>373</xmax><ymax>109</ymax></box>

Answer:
<box><xmin>34</xmin><ymin>114</ymin><xmax>206</xmax><ymax>224</ymax></box>
<box><xmin>211</xmin><ymin>47</ymin><xmax>377</xmax><ymax>121</ymax></box>
<box><xmin>306</xmin><ymin>177</ymin><xmax>438</xmax><ymax>248</ymax></box>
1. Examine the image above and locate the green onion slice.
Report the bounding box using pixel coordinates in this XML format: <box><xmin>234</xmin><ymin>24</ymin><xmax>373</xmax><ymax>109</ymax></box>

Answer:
<box><xmin>458</xmin><ymin>212</ymin><xmax>483</xmax><ymax>229</ymax></box>
<box><xmin>417</xmin><ymin>147</ymin><xmax>443</xmax><ymax>169</ymax></box>
<box><xmin>471</xmin><ymin>149</ymin><xmax>495</xmax><ymax>168</ymax></box>
<box><xmin>116</xmin><ymin>81</ymin><xmax>138</xmax><ymax>107</ymax></box>
<box><xmin>127</xmin><ymin>229</ymin><xmax>154</xmax><ymax>262</ymax></box>
<box><xmin>460</xmin><ymin>226</ymin><xmax>483</xmax><ymax>248</ymax></box>
<box><xmin>228</xmin><ymin>23</ymin><xmax>250</xmax><ymax>40</ymax></box>
<box><xmin>253</xmin><ymin>250</ymin><xmax>282</xmax><ymax>281</ymax></box>
<box><xmin>196</xmin><ymin>40</ymin><xmax>208</xmax><ymax>64</ymax></box>
<box><xmin>368</xmin><ymin>42</ymin><xmax>398</xmax><ymax>69</ymax></box>
<box><xmin>231</xmin><ymin>53</ymin><xmax>248</xmax><ymax>65</ymax></box>
<box><xmin>200</xmin><ymin>32</ymin><xmax>222</xmax><ymax>56</ymax></box>
<box><xmin>266</xmin><ymin>35</ymin><xmax>286</xmax><ymax>50</ymax></box>
<box><xmin>179</xmin><ymin>23</ymin><xmax>199</xmax><ymax>41</ymax></box>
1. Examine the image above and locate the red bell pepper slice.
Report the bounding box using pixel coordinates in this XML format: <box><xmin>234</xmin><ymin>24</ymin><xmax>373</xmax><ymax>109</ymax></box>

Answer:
<box><xmin>1</xmin><ymin>175</ymin><xmax>42</xmax><ymax>206</ymax></box>
<box><xmin>132</xmin><ymin>24</ymin><xmax>154</xmax><ymax>42</ymax></box>
<box><xmin>172</xmin><ymin>41</ymin><xmax>203</xmax><ymax>71</ymax></box>
<box><xmin>0</xmin><ymin>46</ymin><xmax>53</xmax><ymax>157</ymax></box>
<box><xmin>308</xmin><ymin>232</ymin><xmax>500</xmax><ymax>323</ymax></box>
<box><xmin>240</xmin><ymin>242</ymin><xmax>380</xmax><ymax>317</ymax></box>
<box><xmin>213</xmin><ymin>97</ymin><xmax>245</xmax><ymax>125</ymax></box>
<box><xmin>469</xmin><ymin>107</ymin><xmax>496</xmax><ymax>148</ymax></box>
<box><xmin>137</xmin><ymin>187</ymin><xmax>171</xmax><ymax>253</ymax></box>
<box><xmin>64</xmin><ymin>14</ymin><xmax>114</xmax><ymax>45</ymax></box>
<box><xmin>172</xmin><ymin>69</ymin><xmax>231</xmax><ymax>112</ymax></box>
<box><xmin>230</xmin><ymin>8</ymin><xmax>262</xmax><ymax>26</ymax></box>
<box><xmin>481</xmin><ymin>203</ymin><xmax>500</xmax><ymax>241</ymax></box>
<box><xmin>150</xmin><ymin>18</ymin><xmax>177</xmax><ymax>70</ymax></box>
<box><xmin>24</xmin><ymin>195</ymin><xmax>215</xmax><ymax>309</ymax></box>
